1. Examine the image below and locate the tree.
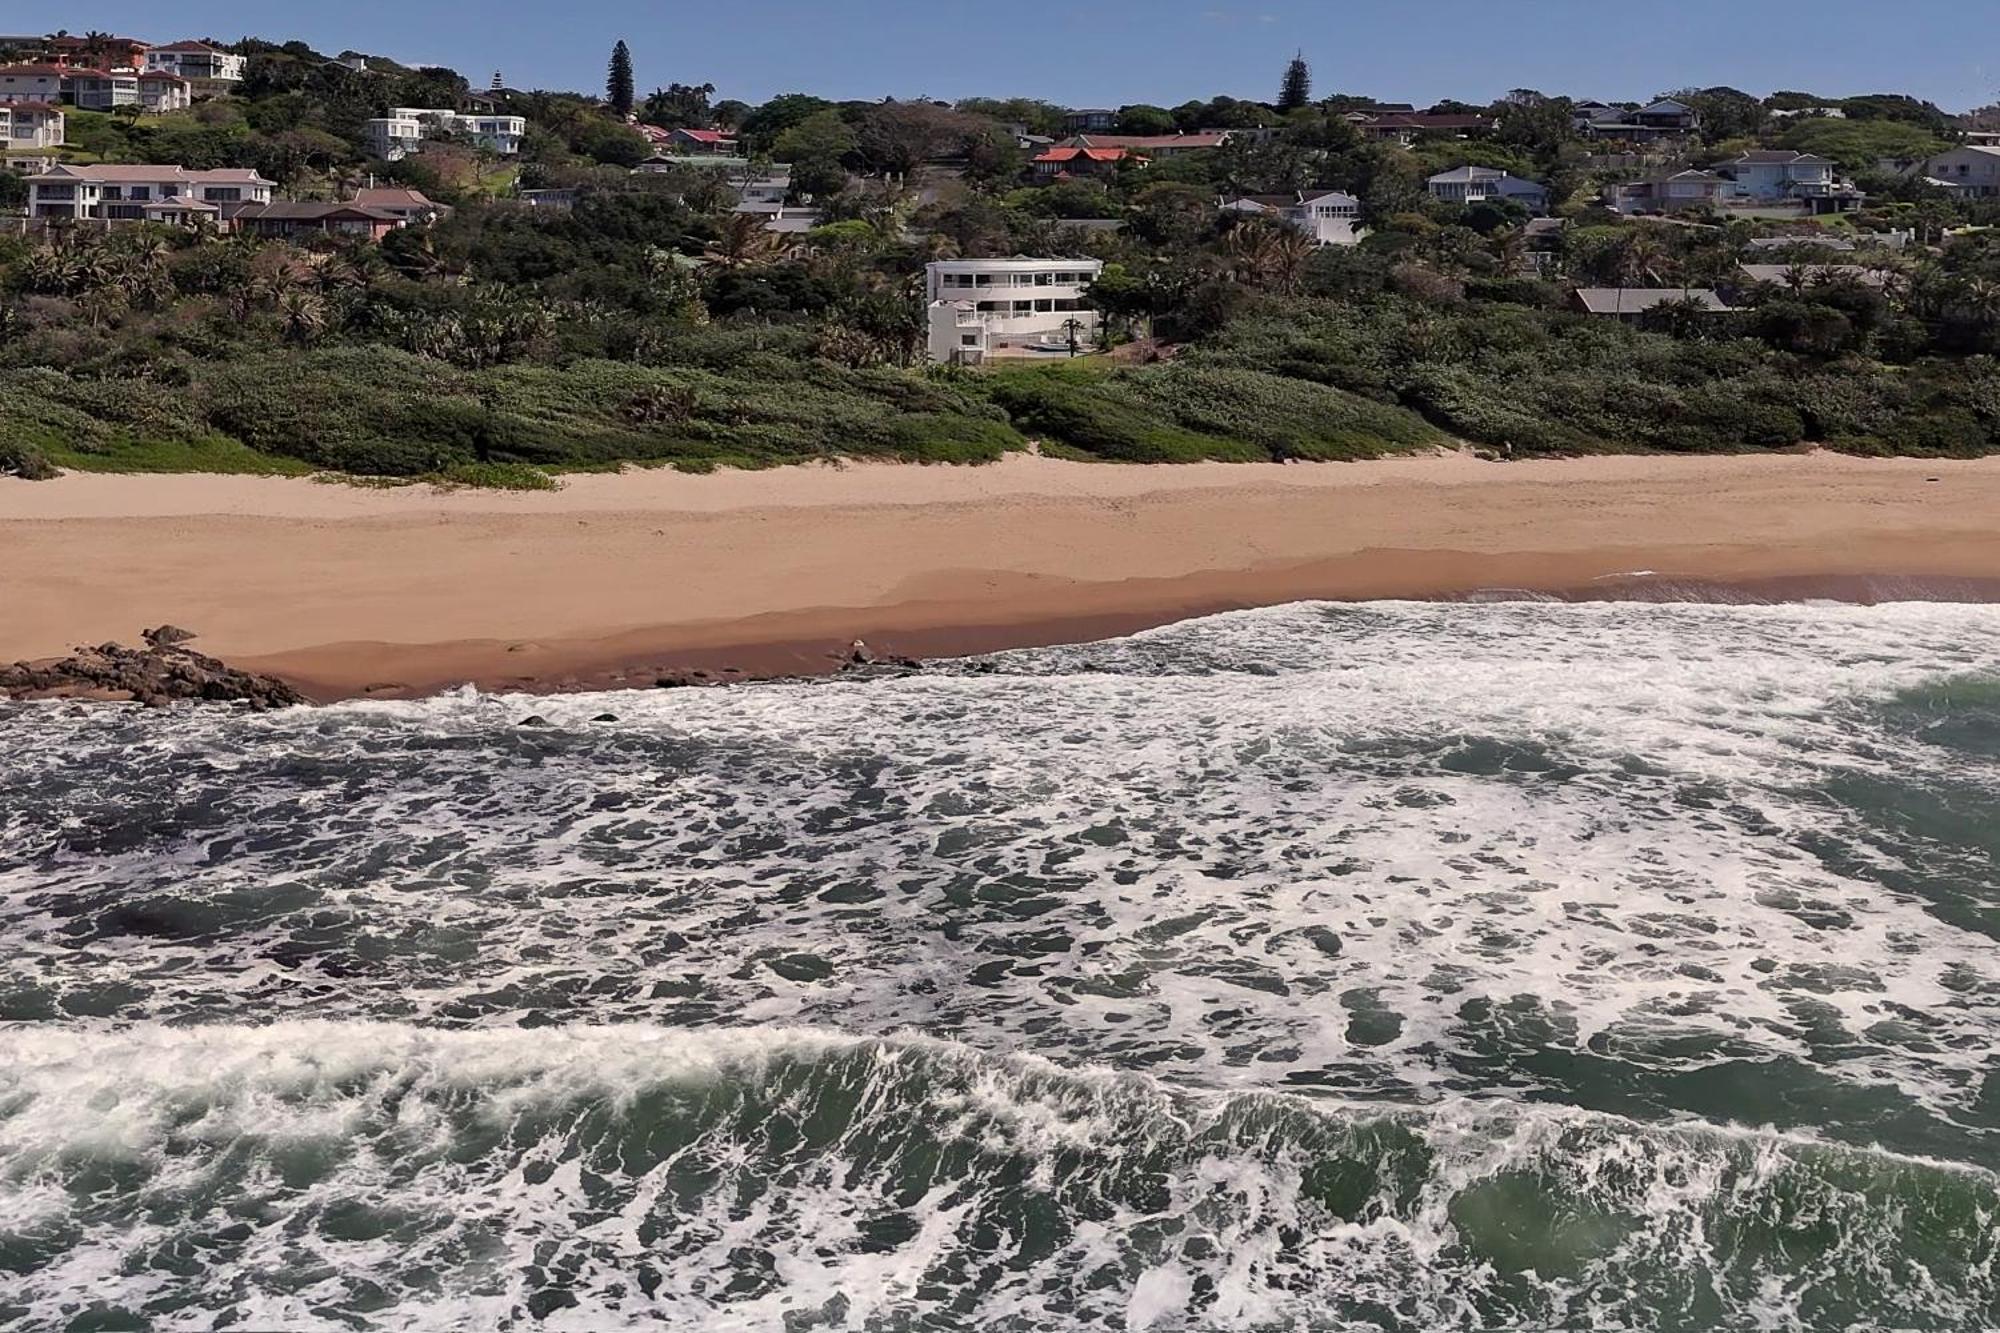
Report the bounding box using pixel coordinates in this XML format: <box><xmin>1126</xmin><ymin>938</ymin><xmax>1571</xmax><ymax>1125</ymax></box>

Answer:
<box><xmin>1278</xmin><ymin>52</ymin><xmax>1312</xmax><ymax>113</ymax></box>
<box><xmin>1116</xmin><ymin>104</ymin><xmax>1176</xmax><ymax>135</ymax></box>
<box><xmin>643</xmin><ymin>82</ymin><xmax>717</xmax><ymax>130</ymax></box>
<box><xmin>607</xmin><ymin>41</ymin><xmax>635</xmax><ymax>119</ymax></box>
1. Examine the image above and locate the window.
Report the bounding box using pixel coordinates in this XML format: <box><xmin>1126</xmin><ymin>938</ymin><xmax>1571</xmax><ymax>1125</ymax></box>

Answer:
<box><xmin>204</xmin><ymin>187</ymin><xmax>241</xmax><ymax>202</ymax></box>
<box><xmin>961</xmin><ymin>334</ymin><xmax>979</xmax><ymax>346</ymax></box>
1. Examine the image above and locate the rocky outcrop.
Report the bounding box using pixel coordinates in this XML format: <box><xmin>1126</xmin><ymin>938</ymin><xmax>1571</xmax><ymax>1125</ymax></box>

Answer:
<box><xmin>0</xmin><ymin>628</ymin><xmax>307</xmax><ymax>710</ymax></box>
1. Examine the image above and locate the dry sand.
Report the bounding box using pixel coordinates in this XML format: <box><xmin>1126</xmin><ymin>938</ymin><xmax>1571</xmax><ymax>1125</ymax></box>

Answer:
<box><xmin>4</xmin><ymin>450</ymin><xmax>2000</xmax><ymax>700</ymax></box>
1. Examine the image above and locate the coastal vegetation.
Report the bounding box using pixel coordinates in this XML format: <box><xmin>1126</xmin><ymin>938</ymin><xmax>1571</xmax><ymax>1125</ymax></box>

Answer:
<box><xmin>5</xmin><ymin>37</ymin><xmax>2000</xmax><ymax>480</ymax></box>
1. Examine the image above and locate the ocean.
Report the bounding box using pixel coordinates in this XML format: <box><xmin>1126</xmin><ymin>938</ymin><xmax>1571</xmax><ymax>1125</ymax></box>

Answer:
<box><xmin>2</xmin><ymin>600</ymin><xmax>1997</xmax><ymax>1332</ymax></box>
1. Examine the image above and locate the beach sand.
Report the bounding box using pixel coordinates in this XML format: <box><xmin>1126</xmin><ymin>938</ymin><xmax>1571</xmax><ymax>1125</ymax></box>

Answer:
<box><xmin>5</xmin><ymin>450</ymin><xmax>2000</xmax><ymax>700</ymax></box>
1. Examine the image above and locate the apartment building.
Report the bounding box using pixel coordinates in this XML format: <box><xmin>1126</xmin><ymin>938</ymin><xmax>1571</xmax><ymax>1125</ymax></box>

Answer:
<box><xmin>925</xmin><ymin>257</ymin><xmax>1104</xmax><ymax>363</ymax></box>
<box><xmin>27</xmin><ymin>163</ymin><xmax>274</xmax><ymax>222</ymax></box>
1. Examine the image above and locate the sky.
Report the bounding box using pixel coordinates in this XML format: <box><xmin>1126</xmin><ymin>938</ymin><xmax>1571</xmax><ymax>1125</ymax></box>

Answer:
<box><xmin>22</xmin><ymin>0</ymin><xmax>2000</xmax><ymax>113</ymax></box>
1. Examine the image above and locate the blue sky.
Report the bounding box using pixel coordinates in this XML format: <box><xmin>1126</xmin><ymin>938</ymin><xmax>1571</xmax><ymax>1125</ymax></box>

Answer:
<box><xmin>23</xmin><ymin>0</ymin><xmax>2000</xmax><ymax>112</ymax></box>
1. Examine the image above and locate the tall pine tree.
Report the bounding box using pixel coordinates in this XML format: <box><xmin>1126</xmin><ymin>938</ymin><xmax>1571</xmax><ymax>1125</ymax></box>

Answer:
<box><xmin>607</xmin><ymin>40</ymin><xmax>635</xmax><ymax>118</ymax></box>
<box><xmin>1278</xmin><ymin>51</ymin><xmax>1312</xmax><ymax>112</ymax></box>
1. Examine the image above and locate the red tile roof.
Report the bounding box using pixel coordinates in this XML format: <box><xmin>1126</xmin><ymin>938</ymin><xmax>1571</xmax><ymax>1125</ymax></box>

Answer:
<box><xmin>0</xmin><ymin>65</ymin><xmax>70</xmax><ymax>77</ymax></box>
<box><xmin>673</xmin><ymin>128</ymin><xmax>734</xmax><ymax>143</ymax></box>
<box><xmin>0</xmin><ymin>101</ymin><xmax>64</xmax><ymax>113</ymax></box>
<box><xmin>150</xmin><ymin>41</ymin><xmax>229</xmax><ymax>53</ymax></box>
<box><xmin>1035</xmin><ymin>146</ymin><xmax>1134</xmax><ymax>164</ymax></box>
<box><xmin>1070</xmin><ymin>133</ymin><xmax>1229</xmax><ymax>151</ymax></box>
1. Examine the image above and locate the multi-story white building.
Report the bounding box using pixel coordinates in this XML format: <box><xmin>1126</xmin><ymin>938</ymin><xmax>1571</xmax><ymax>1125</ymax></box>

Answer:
<box><xmin>62</xmin><ymin>68</ymin><xmax>140</xmax><ymax>110</ymax></box>
<box><xmin>925</xmin><ymin>257</ymin><xmax>1104</xmax><ymax>364</ymax></box>
<box><xmin>137</xmin><ymin>72</ymin><xmax>192</xmax><ymax>113</ymax></box>
<box><xmin>1222</xmin><ymin>190</ymin><xmax>1365</xmax><ymax>245</ymax></box>
<box><xmin>365</xmin><ymin>107</ymin><xmax>525</xmax><ymax>160</ymax></box>
<box><xmin>1</xmin><ymin>101</ymin><xmax>64</xmax><ymax>158</ymax></box>
<box><xmin>1426</xmin><ymin>165</ymin><xmax>1550</xmax><ymax>211</ymax></box>
<box><xmin>27</xmin><ymin>163</ymin><xmax>274</xmax><ymax>222</ymax></box>
<box><xmin>0</xmin><ymin>65</ymin><xmax>65</xmax><ymax>105</ymax></box>
<box><xmin>142</xmin><ymin>41</ymin><xmax>246</xmax><ymax>93</ymax></box>
<box><xmin>1924</xmin><ymin>145</ymin><xmax>2000</xmax><ymax>199</ymax></box>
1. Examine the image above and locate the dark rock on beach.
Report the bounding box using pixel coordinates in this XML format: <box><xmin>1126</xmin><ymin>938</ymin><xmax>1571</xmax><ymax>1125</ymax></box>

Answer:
<box><xmin>0</xmin><ymin>628</ymin><xmax>307</xmax><ymax>710</ymax></box>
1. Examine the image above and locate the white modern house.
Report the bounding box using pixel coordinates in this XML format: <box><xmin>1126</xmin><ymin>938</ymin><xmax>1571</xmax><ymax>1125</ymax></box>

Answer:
<box><xmin>1</xmin><ymin>101</ymin><xmax>64</xmax><ymax>171</ymax></box>
<box><xmin>0</xmin><ymin>65</ymin><xmax>65</xmax><ymax>105</ymax></box>
<box><xmin>1924</xmin><ymin>145</ymin><xmax>2000</xmax><ymax>198</ymax></box>
<box><xmin>1221</xmin><ymin>190</ymin><xmax>1365</xmax><ymax>245</ymax></box>
<box><xmin>1426</xmin><ymin>165</ymin><xmax>1549</xmax><ymax>211</ymax></box>
<box><xmin>1715</xmin><ymin>151</ymin><xmax>1861</xmax><ymax>211</ymax></box>
<box><xmin>27</xmin><ymin>163</ymin><xmax>274</xmax><ymax>222</ymax></box>
<box><xmin>137</xmin><ymin>72</ymin><xmax>193</xmax><ymax>113</ymax></box>
<box><xmin>925</xmin><ymin>257</ymin><xmax>1103</xmax><ymax>364</ymax></box>
<box><xmin>365</xmin><ymin>107</ymin><xmax>526</xmax><ymax>159</ymax></box>
<box><xmin>142</xmin><ymin>41</ymin><xmax>246</xmax><ymax>93</ymax></box>
<box><xmin>62</xmin><ymin>68</ymin><xmax>140</xmax><ymax>110</ymax></box>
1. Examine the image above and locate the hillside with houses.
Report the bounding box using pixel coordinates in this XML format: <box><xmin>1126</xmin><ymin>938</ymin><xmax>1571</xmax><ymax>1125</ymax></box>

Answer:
<box><xmin>3</xmin><ymin>31</ymin><xmax>2000</xmax><ymax>481</ymax></box>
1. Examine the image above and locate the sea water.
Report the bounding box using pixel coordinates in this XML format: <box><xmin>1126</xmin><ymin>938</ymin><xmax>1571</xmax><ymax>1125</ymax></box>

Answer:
<box><xmin>1</xmin><ymin>601</ymin><xmax>1997</xmax><ymax>1331</ymax></box>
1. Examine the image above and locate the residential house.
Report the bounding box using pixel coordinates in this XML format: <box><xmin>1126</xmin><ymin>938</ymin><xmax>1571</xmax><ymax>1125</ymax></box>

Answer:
<box><xmin>37</xmin><ymin>33</ymin><xmax>148</xmax><ymax>70</ymax></box>
<box><xmin>26</xmin><ymin>163</ymin><xmax>273</xmax><ymax>222</ymax></box>
<box><xmin>137</xmin><ymin>72</ymin><xmax>192</xmax><ymax>113</ymax></box>
<box><xmin>1734</xmin><ymin>262</ymin><xmax>1889</xmax><ymax>291</ymax></box>
<box><xmin>1062</xmin><ymin>109</ymin><xmax>1117</xmax><ymax>134</ymax></box>
<box><xmin>0</xmin><ymin>101</ymin><xmax>63</xmax><ymax>170</ymax></box>
<box><xmin>365</xmin><ymin>108</ymin><xmax>525</xmax><ymax>159</ymax></box>
<box><xmin>1578</xmin><ymin>97</ymin><xmax>1701</xmax><ymax>142</ymax></box>
<box><xmin>0</xmin><ymin>66</ymin><xmax>66</xmax><ymax>104</ymax></box>
<box><xmin>667</xmin><ymin>127</ymin><xmax>738</xmax><ymax>155</ymax></box>
<box><xmin>1744</xmin><ymin>233</ymin><xmax>1856</xmax><ymax>254</ymax></box>
<box><xmin>1066</xmin><ymin>132</ymin><xmax>1231</xmax><ymax>158</ymax></box>
<box><xmin>143</xmin><ymin>41</ymin><xmax>247</xmax><ymax>93</ymax></box>
<box><xmin>351</xmin><ymin>185</ymin><xmax>450</xmax><ymax>223</ymax></box>
<box><xmin>62</xmin><ymin>68</ymin><xmax>140</xmax><ymax>110</ymax></box>
<box><xmin>1715</xmin><ymin>150</ymin><xmax>1862</xmax><ymax>211</ymax></box>
<box><xmin>925</xmin><ymin>257</ymin><xmax>1104</xmax><ymax>363</ymax></box>
<box><xmin>1033</xmin><ymin>145</ymin><xmax>1139</xmax><ymax>179</ymax></box>
<box><xmin>1426</xmin><ymin>165</ymin><xmax>1548</xmax><ymax>211</ymax></box>
<box><xmin>1346</xmin><ymin>111</ymin><xmax>1494</xmax><ymax>146</ymax></box>
<box><xmin>1924</xmin><ymin>145</ymin><xmax>2000</xmax><ymax>199</ymax></box>
<box><xmin>1221</xmin><ymin>189</ymin><xmax>1365</xmax><ymax>245</ymax></box>
<box><xmin>1571</xmin><ymin>287</ymin><xmax>1733</xmax><ymax>321</ymax></box>
<box><xmin>1606</xmin><ymin>169</ymin><xmax>1728</xmax><ymax>215</ymax></box>
<box><xmin>517</xmin><ymin>187</ymin><xmax>578</xmax><ymax>209</ymax></box>
<box><xmin>231</xmin><ymin>201</ymin><xmax>405</xmax><ymax>241</ymax></box>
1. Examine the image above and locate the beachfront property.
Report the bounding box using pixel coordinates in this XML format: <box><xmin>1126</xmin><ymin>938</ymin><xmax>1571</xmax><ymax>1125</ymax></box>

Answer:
<box><xmin>925</xmin><ymin>257</ymin><xmax>1103</xmax><ymax>364</ymax></box>
<box><xmin>1033</xmin><ymin>145</ymin><xmax>1139</xmax><ymax>179</ymax></box>
<box><xmin>142</xmin><ymin>41</ymin><xmax>246</xmax><ymax>93</ymax></box>
<box><xmin>1924</xmin><ymin>145</ymin><xmax>2000</xmax><ymax>198</ymax></box>
<box><xmin>1345</xmin><ymin>111</ymin><xmax>1494</xmax><ymax>146</ymax></box>
<box><xmin>1575</xmin><ymin>97</ymin><xmax>1701</xmax><ymax>141</ymax></box>
<box><xmin>1220</xmin><ymin>190</ymin><xmax>1365</xmax><ymax>245</ymax></box>
<box><xmin>351</xmin><ymin>185</ymin><xmax>450</xmax><ymax>223</ymax></box>
<box><xmin>26</xmin><ymin>163</ymin><xmax>274</xmax><ymax>222</ymax></box>
<box><xmin>0</xmin><ymin>66</ymin><xmax>66</xmax><ymax>105</ymax></box>
<box><xmin>1426</xmin><ymin>165</ymin><xmax>1549</xmax><ymax>211</ymax></box>
<box><xmin>38</xmin><ymin>33</ymin><xmax>149</xmax><ymax>71</ymax></box>
<box><xmin>1571</xmin><ymin>287</ymin><xmax>1734</xmax><ymax>321</ymax></box>
<box><xmin>667</xmin><ymin>127</ymin><xmax>738</xmax><ymax>155</ymax></box>
<box><xmin>1062</xmin><ymin>132</ymin><xmax>1231</xmax><ymax>158</ymax></box>
<box><xmin>231</xmin><ymin>201</ymin><xmax>407</xmax><ymax>240</ymax></box>
<box><xmin>1062</xmin><ymin>108</ymin><xmax>1117</xmax><ymax>134</ymax></box>
<box><xmin>1715</xmin><ymin>150</ymin><xmax>1863</xmax><ymax>211</ymax></box>
<box><xmin>138</xmin><ymin>72</ymin><xmax>193</xmax><ymax>113</ymax></box>
<box><xmin>1</xmin><ymin>101</ymin><xmax>64</xmax><ymax>163</ymax></box>
<box><xmin>62</xmin><ymin>68</ymin><xmax>140</xmax><ymax>111</ymax></box>
<box><xmin>364</xmin><ymin>107</ymin><xmax>527</xmax><ymax>160</ymax></box>
<box><xmin>1606</xmin><ymin>169</ymin><xmax>1730</xmax><ymax>215</ymax></box>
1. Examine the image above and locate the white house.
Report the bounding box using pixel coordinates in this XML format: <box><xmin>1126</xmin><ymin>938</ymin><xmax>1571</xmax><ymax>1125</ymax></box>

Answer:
<box><xmin>925</xmin><ymin>257</ymin><xmax>1103</xmax><ymax>364</ymax></box>
<box><xmin>27</xmin><ymin>164</ymin><xmax>274</xmax><ymax>222</ymax></box>
<box><xmin>1607</xmin><ymin>169</ymin><xmax>1729</xmax><ymax>215</ymax></box>
<box><xmin>137</xmin><ymin>72</ymin><xmax>193</xmax><ymax>113</ymax></box>
<box><xmin>367</xmin><ymin>107</ymin><xmax>525</xmax><ymax>159</ymax></box>
<box><xmin>142</xmin><ymin>41</ymin><xmax>246</xmax><ymax>93</ymax></box>
<box><xmin>1715</xmin><ymin>151</ymin><xmax>1861</xmax><ymax>211</ymax></box>
<box><xmin>1924</xmin><ymin>145</ymin><xmax>2000</xmax><ymax>199</ymax></box>
<box><xmin>0</xmin><ymin>101</ymin><xmax>64</xmax><ymax>163</ymax></box>
<box><xmin>1221</xmin><ymin>190</ymin><xmax>1365</xmax><ymax>245</ymax></box>
<box><xmin>1426</xmin><ymin>165</ymin><xmax>1549</xmax><ymax>211</ymax></box>
<box><xmin>0</xmin><ymin>65</ymin><xmax>65</xmax><ymax>105</ymax></box>
<box><xmin>63</xmin><ymin>68</ymin><xmax>140</xmax><ymax>110</ymax></box>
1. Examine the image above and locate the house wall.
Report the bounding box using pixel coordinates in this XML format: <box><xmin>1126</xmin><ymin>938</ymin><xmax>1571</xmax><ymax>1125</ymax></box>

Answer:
<box><xmin>1926</xmin><ymin>148</ymin><xmax>2000</xmax><ymax>197</ymax></box>
<box><xmin>924</xmin><ymin>259</ymin><xmax>1104</xmax><ymax>361</ymax></box>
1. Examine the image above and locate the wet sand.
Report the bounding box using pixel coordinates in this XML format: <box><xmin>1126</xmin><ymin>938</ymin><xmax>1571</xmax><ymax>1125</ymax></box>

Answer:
<box><xmin>4</xmin><ymin>451</ymin><xmax>2000</xmax><ymax>700</ymax></box>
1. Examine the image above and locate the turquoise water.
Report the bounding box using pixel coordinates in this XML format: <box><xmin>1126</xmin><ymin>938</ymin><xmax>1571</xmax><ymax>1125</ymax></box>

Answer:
<box><xmin>1</xmin><ymin>601</ymin><xmax>1997</xmax><ymax>1330</ymax></box>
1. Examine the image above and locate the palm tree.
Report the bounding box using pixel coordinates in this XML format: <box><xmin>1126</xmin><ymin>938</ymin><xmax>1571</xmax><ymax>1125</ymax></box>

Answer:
<box><xmin>1616</xmin><ymin>229</ymin><xmax>1669</xmax><ymax>287</ymax></box>
<box><xmin>702</xmin><ymin>212</ymin><xmax>788</xmax><ymax>269</ymax></box>
<box><xmin>276</xmin><ymin>290</ymin><xmax>329</xmax><ymax>344</ymax></box>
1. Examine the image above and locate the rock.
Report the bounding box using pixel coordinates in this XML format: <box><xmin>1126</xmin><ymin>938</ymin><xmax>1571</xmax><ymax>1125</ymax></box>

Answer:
<box><xmin>0</xmin><ymin>630</ymin><xmax>307</xmax><ymax>710</ymax></box>
<box><xmin>142</xmin><ymin>624</ymin><xmax>199</xmax><ymax>649</ymax></box>
<box><xmin>845</xmin><ymin>638</ymin><xmax>875</xmax><ymax>667</ymax></box>
<box><xmin>518</xmin><ymin>714</ymin><xmax>550</xmax><ymax>728</ymax></box>
<box><xmin>591</xmin><ymin>713</ymin><xmax>618</xmax><ymax>723</ymax></box>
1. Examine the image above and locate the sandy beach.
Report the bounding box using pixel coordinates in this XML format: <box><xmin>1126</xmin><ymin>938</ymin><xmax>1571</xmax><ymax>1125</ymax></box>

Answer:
<box><xmin>5</xmin><ymin>450</ymin><xmax>2000</xmax><ymax>700</ymax></box>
